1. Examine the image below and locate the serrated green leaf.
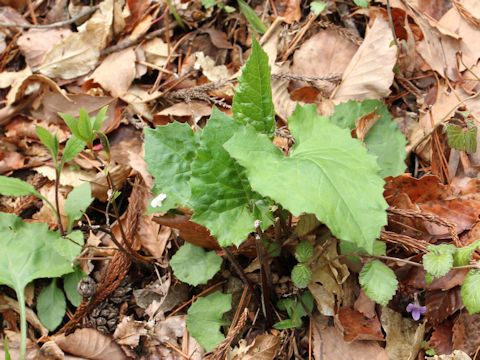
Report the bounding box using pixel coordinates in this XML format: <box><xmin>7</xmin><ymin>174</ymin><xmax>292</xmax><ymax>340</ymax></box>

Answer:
<box><xmin>144</xmin><ymin>122</ymin><xmax>199</xmax><ymax>212</ymax></box>
<box><xmin>59</xmin><ymin>113</ymin><xmax>80</xmax><ymax>139</ymax></box>
<box><xmin>425</xmin><ymin>272</ymin><xmax>434</xmax><ymax>284</ymax></box>
<box><xmin>454</xmin><ymin>240</ymin><xmax>480</xmax><ymax>266</ymax></box>
<box><xmin>426</xmin><ymin>243</ymin><xmax>457</xmax><ymax>255</ymax></box>
<box><xmin>225</xmin><ymin>104</ymin><xmax>388</xmax><ymax>253</ymax></box>
<box><xmin>423</xmin><ymin>251</ymin><xmax>454</xmax><ymax>278</ymax></box>
<box><xmin>295</xmin><ymin>242</ymin><xmax>314</xmax><ymax>262</ymax></box>
<box><xmin>354</xmin><ymin>0</ymin><xmax>370</xmax><ymax>7</ymax></box>
<box><xmin>190</xmin><ymin>107</ymin><xmax>272</xmax><ymax>246</ymax></box>
<box><xmin>310</xmin><ymin>1</ymin><xmax>326</xmax><ymax>14</ymax></box>
<box><xmin>237</xmin><ymin>0</ymin><xmax>267</xmax><ymax>33</ymax></box>
<box><xmin>461</xmin><ymin>270</ymin><xmax>480</xmax><ymax>314</ymax></box>
<box><xmin>359</xmin><ymin>260</ymin><xmax>398</xmax><ymax>306</ymax></box>
<box><xmin>331</xmin><ymin>100</ymin><xmax>407</xmax><ymax>178</ymax></box>
<box><xmin>63</xmin><ymin>266</ymin><xmax>87</xmax><ymax>307</ymax></box>
<box><xmin>170</xmin><ymin>243</ymin><xmax>222</xmax><ymax>286</ymax></box>
<box><xmin>465</xmin><ymin>120</ymin><xmax>477</xmax><ymax>153</ymax></box>
<box><xmin>232</xmin><ymin>37</ymin><xmax>274</xmax><ymax>137</ymax></box>
<box><xmin>77</xmin><ymin>108</ymin><xmax>93</xmax><ymax>143</ymax></box>
<box><xmin>60</xmin><ymin>136</ymin><xmax>86</xmax><ymax>170</ymax></box>
<box><xmin>36</xmin><ymin>126</ymin><xmax>59</xmax><ymax>165</ymax></box>
<box><xmin>64</xmin><ymin>183</ymin><xmax>93</xmax><ymax>232</ymax></box>
<box><xmin>92</xmin><ymin>106</ymin><xmax>108</xmax><ymax>132</ymax></box>
<box><xmin>445</xmin><ymin>122</ymin><xmax>478</xmax><ymax>154</ymax></box>
<box><xmin>291</xmin><ymin>263</ymin><xmax>312</xmax><ymax>288</ymax></box>
<box><xmin>37</xmin><ymin>279</ymin><xmax>66</xmax><ymax>331</ymax></box>
<box><xmin>186</xmin><ymin>292</ymin><xmax>231</xmax><ymax>351</ymax></box>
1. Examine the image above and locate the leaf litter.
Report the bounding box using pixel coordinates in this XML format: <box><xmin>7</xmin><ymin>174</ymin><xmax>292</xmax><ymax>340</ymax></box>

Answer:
<box><xmin>2</xmin><ymin>0</ymin><xmax>480</xmax><ymax>359</ymax></box>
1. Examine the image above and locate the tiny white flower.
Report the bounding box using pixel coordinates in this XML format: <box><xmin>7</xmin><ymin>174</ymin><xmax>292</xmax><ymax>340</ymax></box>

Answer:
<box><xmin>151</xmin><ymin>193</ymin><xmax>167</xmax><ymax>208</ymax></box>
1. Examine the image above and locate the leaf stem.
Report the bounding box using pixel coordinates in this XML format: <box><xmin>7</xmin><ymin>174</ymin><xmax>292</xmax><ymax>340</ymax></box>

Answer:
<box><xmin>55</xmin><ymin>168</ymin><xmax>65</xmax><ymax>236</ymax></box>
<box><xmin>254</xmin><ymin>221</ymin><xmax>274</xmax><ymax>327</ymax></box>
<box><xmin>16</xmin><ymin>289</ymin><xmax>26</xmax><ymax>360</ymax></box>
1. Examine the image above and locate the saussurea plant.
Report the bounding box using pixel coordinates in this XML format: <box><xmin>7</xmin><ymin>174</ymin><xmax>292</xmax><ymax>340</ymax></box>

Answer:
<box><xmin>143</xmin><ymin>36</ymin><xmax>411</xmax><ymax>349</ymax></box>
<box><xmin>0</xmin><ymin>108</ymin><xmax>114</xmax><ymax>358</ymax></box>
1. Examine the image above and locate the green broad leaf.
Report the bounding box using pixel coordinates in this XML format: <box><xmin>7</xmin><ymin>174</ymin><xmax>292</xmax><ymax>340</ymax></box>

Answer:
<box><xmin>170</xmin><ymin>243</ymin><xmax>222</xmax><ymax>286</ymax></box>
<box><xmin>225</xmin><ymin>104</ymin><xmax>388</xmax><ymax>253</ymax></box>
<box><xmin>92</xmin><ymin>106</ymin><xmax>108</xmax><ymax>132</ymax></box>
<box><xmin>426</xmin><ymin>243</ymin><xmax>457</xmax><ymax>255</ymax></box>
<box><xmin>53</xmin><ymin>230</ymin><xmax>84</xmax><ymax>262</ymax></box>
<box><xmin>291</xmin><ymin>263</ymin><xmax>312</xmax><ymax>288</ymax></box>
<box><xmin>310</xmin><ymin>1</ymin><xmax>327</xmax><ymax>14</ymax></box>
<box><xmin>425</xmin><ymin>272</ymin><xmax>434</xmax><ymax>284</ymax></box>
<box><xmin>186</xmin><ymin>291</ymin><xmax>231</xmax><ymax>351</ymax></box>
<box><xmin>144</xmin><ymin>122</ymin><xmax>199</xmax><ymax>212</ymax></box>
<box><xmin>37</xmin><ymin>279</ymin><xmax>66</xmax><ymax>331</ymax></box>
<box><xmin>190</xmin><ymin>107</ymin><xmax>273</xmax><ymax>246</ymax></box>
<box><xmin>202</xmin><ymin>0</ymin><xmax>216</xmax><ymax>8</ymax></box>
<box><xmin>454</xmin><ymin>240</ymin><xmax>480</xmax><ymax>266</ymax></box>
<box><xmin>276</xmin><ymin>291</ymin><xmax>314</xmax><ymax>319</ymax></box>
<box><xmin>64</xmin><ymin>183</ymin><xmax>93</xmax><ymax>232</ymax></box>
<box><xmin>77</xmin><ymin>108</ymin><xmax>93</xmax><ymax>143</ymax></box>
<box><xmin>444</xmin><ymin>121</ymin><xmax>478</xmax><ymax>154</ymax></box>
<box><xmin>0</xmin><ymin>212</ymin><xmax>75</xmax><ymax>356</ymax></box>
<box><xmin>331</xmin><ymin>100</ymin><xmax>407</xmax><ymax>178</ymax></box>
<box><xmin>63</xmin><ymin>266</ymin><xmax>87</xmax><ymax>307</ymax></box>
<box><xmin>354</xmin><ymin>0</ymin><xmax>370</xmax><ymax>8</ymax></box>
<box><xmin>36</xmin><ymin>126</ymin><xmax>59</xmax><ymax>165</ymax></box>
<box><xmin>232</xmin><ymin>37</ymin><xmax>274</xmax><ymax>137</ymax></box>
<box><xmin>60</xmin><ymin>136</ymin><xmax>86</xmax><ymax>170</ymax></box>
<box><xmin>461</xmin><ymin>270</ymin><xmax>480</xmax><ymax>314</ymax></box>
<box><xmin>0</xmin><ymin>176</ymin><xmax>42</xmax><ymax>198</ymax></box>
<box><xmin>237</xmin><ymin>0</ymin><xmax>267</xmax><ymax>33</ymax></box>
<box><xmin>340</xmin><ymin>240</ymin><xmax>386</xmax><ymax>264</ymax></box>
<box><xmin>423</xmin><ymin>250</ymin><xmax>454</xmax><ymax>279</ymax></box>
<box><xmin>295</xmin><ymin>242</ymin><xmax>314</xmax><ymax>262</ymax></box>
<box><xmin>359</xmin><ymin>260</ymin><xmax>398</xmax><ymax>306</ymax></box>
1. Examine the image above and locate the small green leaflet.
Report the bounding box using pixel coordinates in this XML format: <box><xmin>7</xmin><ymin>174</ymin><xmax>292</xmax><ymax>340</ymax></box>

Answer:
<box><xmin>359</xmin><ymin>260</ymin><xmax>398</xmax><ymax>306</ymax></box>
<box><xmin>37</xmin><ymin>279</ymin><xmax>66</xmax><ymax>331</ymax></box>
<box><xmin>274</xmin><ymin>291</ymin><xmax>314</xmax><ymax>329</ymax></box>
<box><xmin>354</xmin><ymin>0</ymin><xmax>371</xmax><ymax>8</ymax></box>
<box><xmin>225</xmin><ymin>104</ymin><xmax>388</xmax><ymax>253</ymax></box>
<box><xmin>186</xmin><ymin>292</ymin><xmax>232</xmax><ymax>351</ymax></box>
<box><xmin>64</xmin><ymin>182</ymin><xmax>93</xmax><ymax>233</ymax></box>
<box><xmin>461</xmin><ymin>270</ymin><xmax>480</xmax><ymax>314</ymax></box>
<box><xmin>237</xmin><ymin>0</ymin><xmax>267</xmax><ymax>33</ymax></box>
<box><xmin>63</xmin><ymin>266</ymin><xmax>87</xmax><ymax>307</ymax></box>
<box><xmin>144</xmin><ymin>122</ymin><xmax>199</xmax><ymax>212</ymax></box>
<box><xmin>295</xmin><ymin>242</ymin><xmax>314</xmax><ymax>263</ymax></box>
<box><xmin>190</xmin><ymin>107</ymin><xmax>272</xmax><ymax>246</ymax></box>
<box><xmin>454</xmin><ymin>240</ymin><xmax>480</xmax><ymax>266</ymax></box>
<box><xmin>170</xmin><ymin>243</ymin><xmax>223</xmax><ymax>286</ymax></box>
<box><xmin>331</xmin><ymin>100</ymin><xmax>407</xmax><ymax>178</ymax></box>
<box><xmin>202</xmin><ymin>0</ymin><xmax>216</xmax><ymax>8</ymax></box>
<box><xmin>310</xmin><ymin>1</ymin><xmax>326</xmax><ymax>14</ymax></box>
<box><xmin>291</xmin><ymin>263</ymin><xmax>312</xmax><ymax>288</ymax></box>
<box><xmin>444</xmin><ymin>121</ymin><xmax>478</xmax><ymax>154</ymax></box>
<box><xmin>423</xmin><ymin>244</ymin><xmax>456</xmax><ymax>278</ymax></box>
<box><xmin>232</xmin><ymin>37</ymin><xmax>275</xmax><ymax>137</ymax></box>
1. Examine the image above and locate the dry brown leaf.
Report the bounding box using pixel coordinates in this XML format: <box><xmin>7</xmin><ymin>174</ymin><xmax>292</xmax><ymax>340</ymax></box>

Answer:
<box><xmin>89</xmin><ymin>47</ymin><xmax>136</xmax><ymax>97</ymax></box>
<box><xmin>231</xmin><ymin>333</ymin><xmax>280</xmax><ymax>360</ymax></box>
<box><xmin>194</xmin><ymin>52</ymin><xmax>231</xmax><ymax>82</ymax></box>
<box><xmin>312</xmin><ymin>324</ymin><xmax>389</xmax><ymax>360</ymax></box>
<box><xmin>37</xmin><ymin>0</ymin><xmax>114</xmax><ymax>79</ymax></box>
<box><xmin>354</xmin><ymin>289</ymin><xmax>377</xmax><ymax>319</ymax></box>
<box><xmin>335</xmin><ymin>305</ymin><xmax>384</xmax><ymax>342</ymax></box>
<box><xmin>155</xmin><ymin>101</ymin><xmax>212</xmax><ymax>124</ymax></box>
<box><xmin>113</xmin><ymin>317</ymin><xmax>148</xmax><ymax>347</ymax></box>
<box><xmin>333</xmin><ymin>15</ymin><xmax>397</xmax><ymax>101</ymax></box>
<box><xmin>380</xmin><ymin>307</ymin><xmax>425</xmax><ymax>360</ymax></box>
<box><xmin>142</xmin><ymin>37</ymin><xmax>169</xmax><ymax>67</ymax></box>
<box><xmin>355</xmin><ymin>109</ymin><xmax>381</xmax><ymax>141</ymax></box>
<box><xmin>53</xmin><ymin>328</ymin><xmax>127</xmax><ymax>359</ymax></box>
<box><xmin>17</xmin><ymin>28</ymin><xmax>72</xmax><ymax>69</ymax></box>
<box><xmin>291</xmin><ymin>29</ymin><xmax>357</xmax><ymax>83</ymax></box>
<box><xmin>0</xmin><ymin>294</ymin><xmax>48</xmax><ymax>336</ymax></box>
<box><xmin>275</xmin><ymin>0</ymin><xmax>301</xmax><ymax>23</ymax></box>
<box><xmin>453</xmin><ymin>312</ymin><xmax>480</xmax><ymax>356</ymax></box>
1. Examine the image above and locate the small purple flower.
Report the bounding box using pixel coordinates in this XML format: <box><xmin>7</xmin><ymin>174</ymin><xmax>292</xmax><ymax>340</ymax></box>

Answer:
<box><xmin>406</xmin><ymin>303</ymin><xmax>426</xmax><ymax>321</ymax></box>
